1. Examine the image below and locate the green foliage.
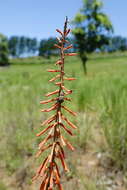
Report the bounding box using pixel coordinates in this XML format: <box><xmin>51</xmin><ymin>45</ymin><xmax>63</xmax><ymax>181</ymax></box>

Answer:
<box><xmin>72</xmin><ymin>0</ymin><xmax>113</xmax><ymax>73</ymax></box>
<box><xmin>8</xmin><ymin>36</ymin><xmax>38</xmax><ymax>57</ymax></box>
<box><xmin>0</xmin><ymin>33</ymin><xmax>9</xmax><ymax>66</ymax></box>
<box><xmin>0</xmin><ymin>182</ymin><xmax>7</xmax><ymax>190</ymax></box>
<box><xmin>39</xmin><ymin>38</ymin><xmax>57</xmax><ymax>58</ymax></box>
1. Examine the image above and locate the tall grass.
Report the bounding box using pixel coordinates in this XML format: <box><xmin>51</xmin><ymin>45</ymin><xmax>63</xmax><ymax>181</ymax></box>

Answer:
<box><xmin>1</xmin><ymin>54</ymin><xmax>127</xmax><ymax>188</ymax></box>
<box><xmin>100</xmin><ymin>77</ymin><xmax>127</xmax><ymax>170</ymax></box>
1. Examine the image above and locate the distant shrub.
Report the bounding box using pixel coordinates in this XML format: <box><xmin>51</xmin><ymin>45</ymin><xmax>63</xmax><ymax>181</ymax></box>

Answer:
<box><xmin>0</xmin><ymin>33</ymin><xmax>9</xmax><ymax>66</ymax></box>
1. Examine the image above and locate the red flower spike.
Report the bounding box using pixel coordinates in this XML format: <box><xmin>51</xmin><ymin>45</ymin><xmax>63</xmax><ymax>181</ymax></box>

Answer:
<box><xmin>33</xmin><ymin>17</ymin><xmax>77</xmax><ymax>190</ymax></box>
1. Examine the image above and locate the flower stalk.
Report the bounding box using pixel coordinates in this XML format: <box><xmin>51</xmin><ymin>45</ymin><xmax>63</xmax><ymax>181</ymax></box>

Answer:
<box><xmin>33</xmin><ymin>17</ymin><xmax>77</xmax><ymax>190</ymax></box>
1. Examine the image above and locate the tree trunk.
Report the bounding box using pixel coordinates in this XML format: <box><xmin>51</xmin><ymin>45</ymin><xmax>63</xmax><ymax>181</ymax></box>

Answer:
<box><xmin>80</xmin><ymin>53</ymin><xmax>87</xmax><ymax>75</ymax></box>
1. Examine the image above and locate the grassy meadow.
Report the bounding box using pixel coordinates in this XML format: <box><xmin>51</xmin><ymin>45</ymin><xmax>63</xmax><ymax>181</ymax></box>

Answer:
<box><xmin>1</xmin><ymin>53</ymin><xmax>127</xmax><ymax>189</ymax></box>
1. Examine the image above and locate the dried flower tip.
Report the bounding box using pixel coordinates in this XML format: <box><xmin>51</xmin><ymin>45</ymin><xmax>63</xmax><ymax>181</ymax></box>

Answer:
<box><xmin>62</xmin><ymin>105</ymin><xmax>77</xmax><ymax>116</ymax></box>
<box><xmin>45</xmin><ymin>89</ymin><xmax>59</xmax><ymax>97</ymax></box>
<box><xmin>64</xmin><ymin>44</ymin><xmax>73</xmax><ymax>50</ymax></box>
<box><xmin>64</xmin><ymin>53</ymin><xmax>77</xmax><ymax>56</ymax></box>
<box><xmin>56</xmin><ymin>29</ymin><xmax>63</xmax><ymax>36</ymax></box>
<box><xmin>54</xmin><ymin>44</ymin><xmax>62</xmax><ymax>49</ymax></box>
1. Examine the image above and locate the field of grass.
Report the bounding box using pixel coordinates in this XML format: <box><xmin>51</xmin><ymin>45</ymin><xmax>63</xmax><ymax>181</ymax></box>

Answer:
<box><xmin>0</xmin><ymin>53</ymin><xmax>127</xmax><ymax>189</ymax></box>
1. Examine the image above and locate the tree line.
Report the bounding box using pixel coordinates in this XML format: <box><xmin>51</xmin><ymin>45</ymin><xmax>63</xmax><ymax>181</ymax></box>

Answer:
<box><xmin>0</xmin><ymin>0</ymin><xmax>127</xmax><ymax>67</ymax></box>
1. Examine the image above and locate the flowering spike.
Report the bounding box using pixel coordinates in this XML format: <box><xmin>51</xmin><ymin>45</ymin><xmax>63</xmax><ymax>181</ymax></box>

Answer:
<box><xmin>33</xmin><ymin>17</ymin><xmax>77</xmax><ymax>190</ymax></box>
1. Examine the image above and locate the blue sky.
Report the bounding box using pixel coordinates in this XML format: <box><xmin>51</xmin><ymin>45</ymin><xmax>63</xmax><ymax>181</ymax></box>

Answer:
<box><xmin>0</xmin><ymin>0</ymin><xmax>126</xmax><ymax>39</ymax></box>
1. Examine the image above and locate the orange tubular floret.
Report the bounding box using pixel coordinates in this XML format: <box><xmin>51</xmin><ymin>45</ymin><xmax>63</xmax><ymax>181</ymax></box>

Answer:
<box><xmin>40</xmin><ymin>98</ymin><xmax>57</xmax><ymax>104</ymax></box>
<box><xmin>62</xmin><ymin>105</ymin><xmax>77</xmax><ymax>116</ymax></box>
<box><xmin>49</xmin><ymin>75</ymin><xmax>60</xmax><ymax>82</ymax></box>
<box><xmin>64</xmin><ymin>53</ymin><xmax>77</xmax><ymax>56</ymax></box>
<box><xmin>37</xmin><ymin>122</ymin><xmax>57</xmax><ymax>137</ymax></box>
<box><xmin>62</xmin><ymin>85</ymin><xmax>72</xmax><ymax>93</ymax></box>
<box><xmin>61</xmin><ymin>115</ymin><xmax>77</xmax><ymax>129</ymax></box>
<box><xmin>59</xmin><ymin>123</ymin><xmax>73</xmax><ymax>136</ymax></box>
<box><xmin>45</xmin><ymin>90</ymin><xmax>59</xmax><ymax>97</ymax></box>
<box><xmin>56</xmin><ymin>29</ymin><xmax>63</xmax><ymax>36</ymax></box>
<box><xmin>64</xmin><ymin>44</ymin><xmax>73</xmax><ymax>50</ymax></box>
<box><xmin>56</xmin><ymin>60</ymin><xmax>63</xmax><ymax>65</ymax></box>
<box><xmin>41</xmin><ymin>114</ymin><xmax>56</xmax><ymax>126</ymax></box>
<box><xmin>54</xmin><ymin>44</ymin><xmax>62</xmax><ymax>49</ymax></box>
<box><xmin>39</xmin><ymin>134</ymin><xmax>52</xmax><ymax>149</ymax></box>
<box><xmin>47</xmin><ymin>69</ymin><xmax>61</xmax><ymax>73</ymax></box>
<box><xmin>41</xmin><ymin>103</ymin><xmax>58</xmax><ymax>112</ymax></box>
<box><xmin>65</xmin><ymin>28</ymin><xmax>71</xmax><ymax>36</ymax></box>
<box><xmin>58</xmin><ymin>151</ymin><xmax>69</xmax><ymax>172</ymax></box>
<box><xmin>64</xmin><ymin>77</ymin><xmax>76</xmax><ymax>81</ymax></box>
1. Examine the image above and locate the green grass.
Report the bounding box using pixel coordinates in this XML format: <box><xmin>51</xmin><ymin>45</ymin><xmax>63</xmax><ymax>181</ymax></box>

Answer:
<box><xmin>1</xmin><ymin>52</ymin><xmax>127</xmax><ymax>187</ymax></box>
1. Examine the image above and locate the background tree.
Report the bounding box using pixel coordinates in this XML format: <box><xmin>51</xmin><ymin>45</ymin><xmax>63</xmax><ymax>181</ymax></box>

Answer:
<box><xmin>39</xmin><ymin>37</ymin><xmax>57</xmax><ymax>58</ymax></box>
<box><xmin>0</xmin><ymin>33</ymin><xmax>9</xmax><ymax>66</ymax></box>
<box><xmin>8</xmin><ymin>36</ymin><xmax>19</xmax><ymax>58</ymax></box>
<box><xmin>72</xmin><ymin>0</ymin><xmax>113</xmax><ymax>74</ymax></box>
